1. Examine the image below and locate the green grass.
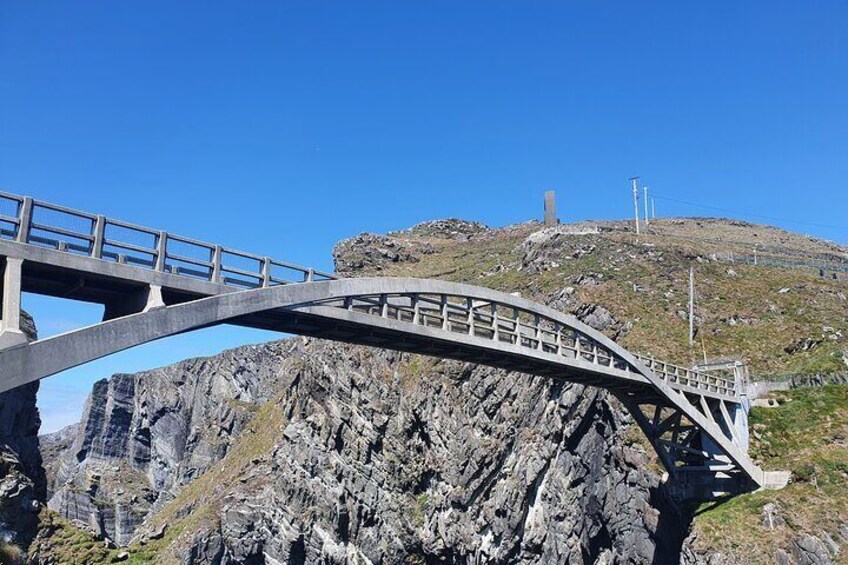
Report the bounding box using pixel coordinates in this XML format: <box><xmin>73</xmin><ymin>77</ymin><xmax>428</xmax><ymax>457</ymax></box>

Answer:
<box><xmin>691</xmin><ymin>385</ymin><xmax>848</xmax><ymax>563</ymax></box>
<box><xmin>374</xmin><ymin>227</ymin><xmax>848</xmax><ymax>379</ymax></box>
<box><xmin>29</xmin><ymin>511</ymin><xmax>114</xmax><ymax>564</ymax></box>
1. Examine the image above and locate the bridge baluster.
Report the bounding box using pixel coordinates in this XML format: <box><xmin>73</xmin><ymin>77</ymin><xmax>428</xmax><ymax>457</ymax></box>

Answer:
<box><xmin>92</xmin><ymin>215</ymin><xmax>105</xmax><ymax>259</ymax></box>
<box><xmin>16</xmin><ymin>197</ymin><xmax>32</xmax><ymax>244</ymax></box>
<box><xmin>261</xmin><ymin>258</ymin><xmax>271</xmax><ymax>287</ymax></box>
<box><xmin>211</xmin><ymin>245</ymin><xmax>223</xmax><ymax>283</ymax></box>
<box><xmin>535</xmin><ymin>314</ymin><xmax>542</xmax><ymax>350</ymax></box>
<box><xmin>555</xmin><ymin>324</ymin><xmax>563</xmax><ymax>356</ymax></box>
<box><xmin>155</xmin><ymin>231</ymin><xmax>167</xmax><ymax>271</ymax></box>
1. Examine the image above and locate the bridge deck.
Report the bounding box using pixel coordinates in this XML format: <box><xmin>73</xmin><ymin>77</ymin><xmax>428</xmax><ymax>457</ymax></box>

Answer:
<box><xmin>0</xmin><ymin>191</ymin><xmax>739</xmax><ymax>402</ymax></box>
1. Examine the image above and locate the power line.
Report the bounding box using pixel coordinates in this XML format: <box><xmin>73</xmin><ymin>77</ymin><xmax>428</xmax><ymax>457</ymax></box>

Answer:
<box><xmin>653</xmin><ymin>195</ymin><xmax>848</xmax><ymax>232</ymax></box>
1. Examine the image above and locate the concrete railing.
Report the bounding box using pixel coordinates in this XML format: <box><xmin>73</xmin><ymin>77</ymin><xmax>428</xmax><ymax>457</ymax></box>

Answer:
<box><xmin>0</xmin><ymin>191</ymin><xmax>336</xmax><ymax>288</ymax></box>
<box><xmin>330</xmin><ymin>293</ymin><xmax>739</xmax><ymax>399</ymax></box>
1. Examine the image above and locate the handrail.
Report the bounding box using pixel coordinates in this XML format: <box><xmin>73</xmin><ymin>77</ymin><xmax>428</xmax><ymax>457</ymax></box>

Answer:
<box><xmin>2</xmin><ymin>190</ymin><xmax>338</xmax><ymax>287</ymax></box>
<box><xmin>336</xmin><ymin>292</ymin><xmax>738</xmax><ymax>399</ymax></box>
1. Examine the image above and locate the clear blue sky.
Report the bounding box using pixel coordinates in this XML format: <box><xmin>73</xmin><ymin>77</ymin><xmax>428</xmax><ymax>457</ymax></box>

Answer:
<box><xmin>1</xmin><ymin>2</ymin><xmax>846</xmax><ymax>432</ymax></box>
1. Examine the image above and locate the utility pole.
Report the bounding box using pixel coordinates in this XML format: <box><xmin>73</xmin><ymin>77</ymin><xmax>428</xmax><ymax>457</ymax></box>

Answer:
<box><xmin>630</xmin><ymin>176</ymin><xmax>640</xmax><ymax>235</ymax></box>
<box><xmin>652</xmin><ymin>198</ymin><xmax>656</xmax><ymax>220</ymax></box>
<box><xmin>644</xmin><ymin>186</ymin><xmax>650</xmax><ymax>226</ymax></box>
<box><xmin>689</xmin><ymin>267</ymin><xmax>695</xmax><ymax>346</ymax></box>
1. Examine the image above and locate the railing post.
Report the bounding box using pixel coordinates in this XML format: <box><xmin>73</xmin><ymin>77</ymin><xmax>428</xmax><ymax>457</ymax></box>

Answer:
<box><xmin>211</xmin><ymin>245</ymin><xmax>222</xmax><ymax>283</ymax></box>
<box><xmin>261</xmin><ymin>257</ymin><xmax>271</xmax><ymax>287</ymax></box>
<box><xmin>535</xmin><ymin>314</ymin><xmax>542</xmax><ymax>350</ymax></box>
<box><xmin>155</xmin><ymin>231</ymin><xmax>167</xmax><ymax>272</ymax></box>
<box><xmin>440</xmin><ymin>295</ymin><xmax>448</xmax><ymax>330</ymax></box>
<box><xmin>306</xmin><ymin>269</ymin><xmax>314</xmax><ymax>283</ymax></box>
<box><xmin>555</xmin><ymin>324</ymin><xmax>563</xmax><ymax>356</ymax></box>
<box><xmin>92</xmin><ymin>215</ymin><xmax>106</xmax><ymax>258</ymax></box>
<box><xmin>16</xmin><ymin>197</ymin><xmax>33</xmax><ymax>244</ymax></box>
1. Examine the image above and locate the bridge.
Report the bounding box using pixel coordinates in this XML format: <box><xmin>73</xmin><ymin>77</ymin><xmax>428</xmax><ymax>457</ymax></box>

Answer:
<box><xmin>0</xmin><ymin>191</ymin><xmax>787</xmax><ymax>500</ymax></box>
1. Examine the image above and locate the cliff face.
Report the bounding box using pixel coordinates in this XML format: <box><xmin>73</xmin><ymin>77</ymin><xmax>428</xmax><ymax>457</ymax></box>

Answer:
<box><xmin>41</xmin><ymin>339</ymin><xmax>684</xmax><ymax>563</ymax></box>
<box><xmin>0</xmin><ymin>312</ymin><xmax>46</xmax><ymax>550</ymax></box>
<box><xmin>44</xmin><ymin>343</ymin><xmax>286</xmax><ymax>546</ymax></box>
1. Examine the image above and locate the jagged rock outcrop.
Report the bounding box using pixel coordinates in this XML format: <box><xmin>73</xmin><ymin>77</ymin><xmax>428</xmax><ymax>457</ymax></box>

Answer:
<box><xmin>127</xmin><ymin>341</ymin><xmax>686</xmax><ymax>564</ymax></box>
<box><xmin>333</xmin><ymin>233</ymin><xmax>436</xmax><ymax>274</ymax></box>
<box><xmin>395</xmin><ymin>218</ymin><xmax>489</xmax><ymax>240</ymax></box>
<box><xmin>682</xmin><ymin>530</ymin><xmax>839</xmax><ymax>565</ymax></box>
<box><xmin>44</xmin><ymin>344</ymin><xmax>288</xmax><ymax>546</ymax></box>
<box><xmin>38</xmin><ymin>424</ymin><xmax>77</xmax><ymax>499</ymax></box>
<box><xmin>32</xmin><ymin>222</ymin><xmax>695</xmax><ymax>563</ymax></box>
<box><xmin>0</xmin><ymin>311</ymin><xmax>45</xmax><ymax>550</ymax></box>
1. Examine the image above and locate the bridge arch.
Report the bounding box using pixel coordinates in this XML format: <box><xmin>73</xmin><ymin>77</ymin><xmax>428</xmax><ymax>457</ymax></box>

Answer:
<box><xmin>0</xmin><ymin>277</ymin><xmax>766</xmax><ymax>497</ymax></box>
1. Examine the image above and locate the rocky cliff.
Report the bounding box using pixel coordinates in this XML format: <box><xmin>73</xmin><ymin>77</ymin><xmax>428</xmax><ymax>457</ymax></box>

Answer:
<box><xmin>42</xmin><ymin>343</ymin><xmax>289</xmax><ymax>546</ymax></box>
<box><xmin>32</xmin><ymin>217</ymin><xmax>848</xmax><ymax>563</ymax></box>
<box><xmin>39</xmin><ymin>341</ymin><xmax>686</xmax><ymax>563</ymax></box>
<box><xmin>0</xmin><ymin>312</ymin><xmax>46</xmax><ymax>552</ymax></box>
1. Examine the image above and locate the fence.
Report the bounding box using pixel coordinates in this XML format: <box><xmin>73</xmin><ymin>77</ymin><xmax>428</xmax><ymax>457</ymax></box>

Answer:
<box><xmin>0</xmin><ymin>192</ymin><xmax>336</xmax><ymax>288</ymax></box>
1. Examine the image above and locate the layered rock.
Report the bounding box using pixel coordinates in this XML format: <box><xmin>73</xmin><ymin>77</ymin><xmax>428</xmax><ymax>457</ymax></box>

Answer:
<box><xmin>38</xmin><ymin>423</ymin><xmax>77</xmax><ymax>499</ymax></box>
<box><xmin>31</xmin><ymin>219</ymin><xmax>700</xmax><ymax>562</ymax></box>
<box><xmin>44</xmin><ymin>343</ymin><xmax>289</xmax><ymax>546</ymax></box>
<box><xmin>130</xmin><ymin>342</ymin><xmax>686</xmax><ymax>563</ymax></box>
<box><xmin>0</xmin><ymin>312</ymin><xmax>45</xmax><ymax>551</ymax></box>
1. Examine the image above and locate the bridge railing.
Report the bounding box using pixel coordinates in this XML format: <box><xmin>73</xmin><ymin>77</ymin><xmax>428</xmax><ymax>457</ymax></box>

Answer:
<box><xmin>336</xmin><ymin>292</ymin><xmax>738</xmax><ymax>398</ymax></box>
<box><xmin>0</xmin><ymin>191</ymin><xmax>738</xmax><ymax>399</ymax></box>
<box><xmin>0</xmin><ymin>191</ymin><xmax>336</xmax><ymax>287</ymax></box>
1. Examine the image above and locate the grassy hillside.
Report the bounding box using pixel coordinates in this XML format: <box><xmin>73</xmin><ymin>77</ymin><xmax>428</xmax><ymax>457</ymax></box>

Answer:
<box><xmin>689</xmin><ymin>384</ymin><xmax>848</xmax><ymax>562</ymax></box>
<box><xmin>376</xmin><ymin>218</ymin><xmax>848</xmax><ymax>378</ymax></box>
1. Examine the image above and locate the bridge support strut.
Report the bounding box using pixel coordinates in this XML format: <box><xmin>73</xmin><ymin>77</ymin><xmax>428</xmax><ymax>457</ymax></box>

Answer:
<box><xmin>0</xmin><ymin>257</ymin><xmax>28</xmax><ymax>350</ymax></box>
<box><xmin>103</xmin><ymin>284</ymin><xmax>166</xmax><ymax>321</ymax></box>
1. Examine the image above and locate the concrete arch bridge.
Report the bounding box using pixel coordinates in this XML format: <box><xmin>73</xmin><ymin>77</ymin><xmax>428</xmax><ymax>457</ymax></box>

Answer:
<box><xmin>0</xmin><ymin>192</ymin><xmax>787</xmax><ymax>500</ymax></box>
